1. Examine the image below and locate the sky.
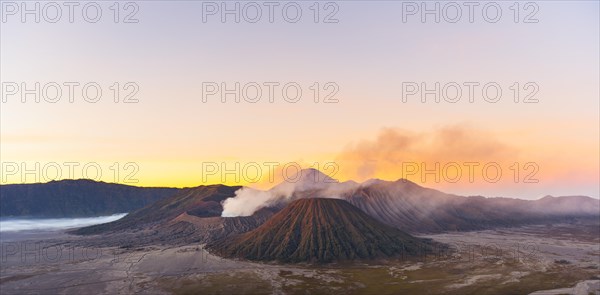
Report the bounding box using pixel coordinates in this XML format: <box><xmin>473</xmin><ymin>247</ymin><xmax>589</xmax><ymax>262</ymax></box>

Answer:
<box><xmin>1</xmin><ymin>1</ymin><xmax>598</xmax><ymax>199</ymax></box>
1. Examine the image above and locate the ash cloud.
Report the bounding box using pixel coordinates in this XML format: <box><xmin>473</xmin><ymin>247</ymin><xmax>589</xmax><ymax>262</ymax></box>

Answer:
<box><xmin>335</xmin><ymin>125</ymin><xmax>518</xmax><ymax>181</ymax></box>
<box><xmin>221</xmin><ymin>125</ymin><xmax>519</xmax><ymax>217</ymax></box>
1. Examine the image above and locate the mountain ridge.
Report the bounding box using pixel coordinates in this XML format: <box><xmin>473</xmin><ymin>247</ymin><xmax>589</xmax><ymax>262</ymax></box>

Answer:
<box><xmin>72</xmin><ymin>184</ymin><xmax>242</xmax><ymax>234</ymax></box>
<box><xmin>65</xmin><ymin>171</ymin><xmax>599</xmax><ymax>250</ymax></box>
<box><xmin>0</xmin><ymin>179</ymin><xmax>181</xmax><ymax>218</ymax></box>
<box><xmin>221</xmin><ymin>169</ymin><xmax>599</xmax><ymax>233</ymax></box>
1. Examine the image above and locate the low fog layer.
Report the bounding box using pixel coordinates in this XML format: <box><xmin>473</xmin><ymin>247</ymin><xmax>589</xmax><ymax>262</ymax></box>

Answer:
<box><xmin>0</xmin><ymin>214</ymin><xmax>127</xmax><ymax>232</ymax></box>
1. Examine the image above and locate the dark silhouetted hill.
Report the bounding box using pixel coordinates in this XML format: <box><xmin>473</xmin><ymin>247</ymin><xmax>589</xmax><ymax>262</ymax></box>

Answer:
<box><xmin>0</xmin><ymin>179</ymin><xmax>180</xmax><ymax>218</ymax></box>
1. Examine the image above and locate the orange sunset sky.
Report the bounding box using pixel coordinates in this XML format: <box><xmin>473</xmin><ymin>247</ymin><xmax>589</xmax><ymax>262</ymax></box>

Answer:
<box><xmin>1</xmin><ymin>1</ymin><xmax>598</xmax><ymax>199</ymax></box>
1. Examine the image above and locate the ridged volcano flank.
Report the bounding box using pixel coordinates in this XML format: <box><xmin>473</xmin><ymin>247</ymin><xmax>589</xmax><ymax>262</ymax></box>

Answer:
<box><xmin>207</xmin><ymin>198</ymin><xmax>429</xmax><ymax>263</ymax></box>
<box><xmin>73</xmin><ymin>185</ymin><xmax>241</xmax><ymax>235</ymax></box>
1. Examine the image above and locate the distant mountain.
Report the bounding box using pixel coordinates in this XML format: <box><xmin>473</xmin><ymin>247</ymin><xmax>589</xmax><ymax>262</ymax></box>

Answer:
<box><xmin>72</xmin><ymin>170</ymin><xmax>599</xmax><ymax>248</ymax></box>
<box><xmin>343</xmin><ymin>179</ymin><xmax>600</xmax><ymax>233</ymax></box>
<box><xmin>223</xmin><ymin>169</ymin><xmax>600</xmax><ymax>233</ymax></box>
<box><xmin>268</xmin><ymin>168</ymin><xmax>340</xmax><ymax>196</ymax></box>
<box><xmin>207</xmin><ymin>198</ymin><xmax>431</xmax><ymax>263</ymax></box>
<box><xmin>0</xmin><ymin>180</ymin><xmax>180</xmax><ymax>218</ymax></box>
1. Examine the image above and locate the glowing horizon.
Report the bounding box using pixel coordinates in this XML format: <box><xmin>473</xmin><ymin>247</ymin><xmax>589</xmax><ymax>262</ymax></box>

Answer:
<box><xmin>1</xmin><ymin>1</ymin><xmax>598</xmax><ymax>199</ymax></box>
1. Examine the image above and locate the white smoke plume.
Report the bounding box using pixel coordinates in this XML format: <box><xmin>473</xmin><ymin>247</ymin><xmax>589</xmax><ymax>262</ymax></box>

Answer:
<box><xmin>221</xmin><ymin>188</ymin><xmax>275</xmax><ymax>217</ymax></box>
<box><xmin>221</xmin><ymin>168</ymin><xmax>359</xmax><ymax>217</ymax></box>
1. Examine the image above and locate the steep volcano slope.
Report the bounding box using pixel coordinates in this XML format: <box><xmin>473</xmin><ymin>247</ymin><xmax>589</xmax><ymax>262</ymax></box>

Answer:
<box><xmin>73</xmin><ymin>184</ymin><xmax>241</xmax><ymax>234</ymax></box>
<box><xmin>344</xmin><ymin>179</ymin><xmax>600</xmax><ymax>233</ymax></box>
<box><xmin>207</xmin><ymin>198</ymin><xmax>430</xmax><ymax>263</ymax></box>
<box><xmin>73</xmin><ymin>184</ymin><xmax>275</xmax><ymax>245</ymax></box>
<box><xmin>343</xmin><ymin>179</ymin><xmax>460</xmax><ymax>232</ymax></box>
